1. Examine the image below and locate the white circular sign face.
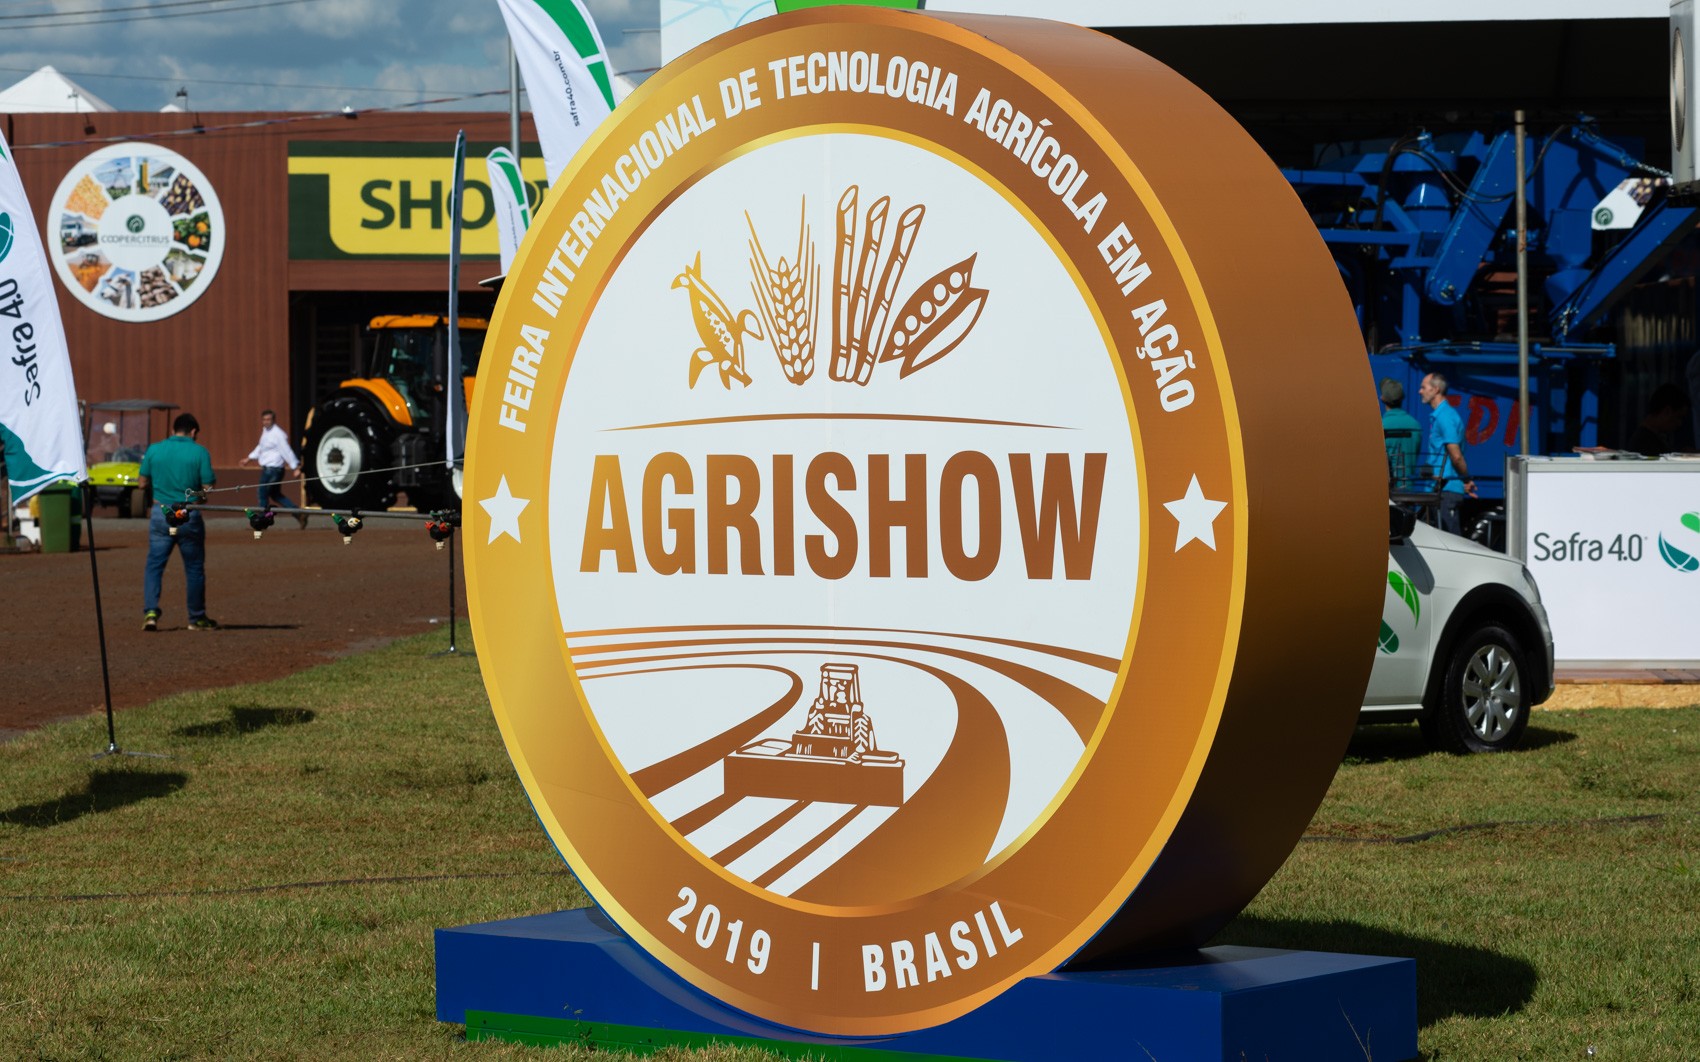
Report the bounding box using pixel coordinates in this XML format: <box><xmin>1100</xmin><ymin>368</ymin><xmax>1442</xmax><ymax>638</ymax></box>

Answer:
<box><xmin>47</xmin><ymin>143</ymin><xmax>224</xmax><ymax>322</ymax></box>
<box><xmin>550</xmin><ymin>133</ymin><xmax>1140</xmax><ymax>899</ymax></box>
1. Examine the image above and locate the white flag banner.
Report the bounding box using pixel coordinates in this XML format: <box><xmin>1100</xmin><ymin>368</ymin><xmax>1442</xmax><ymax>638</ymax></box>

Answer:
<box><xmin>486</xmin><ymin>146</ymin><xmax>532</xmax><ymax>274</ymax></box>
<box><xmin>496</xmin><ymin>0</ymin><xmax>616</xmax><ymax>186</ymax></box>
<box><xmin>447</xmin><ymin>131</ymin><xmax>468</xmax><ymax>477</ymax></box>
<box><xmin>0</xmin><ymin>128</ymin><xmax>86</xmax><ymax>504</ymax></box>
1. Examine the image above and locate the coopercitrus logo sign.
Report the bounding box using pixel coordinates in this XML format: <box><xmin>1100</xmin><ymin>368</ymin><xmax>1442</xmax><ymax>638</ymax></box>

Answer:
<box><xmin>47</xmin><ymin>142</ymin><xmax>224</xmax><ymax>322</ymax></box>
<box><xmin>0</xmin><ymin>212</ymin><xmax>12</xmax><ymax>264</ymax></box>
<box><xmin>466</xmin><ymin>8</ymin><xmax>1384</xmax><ymax>1036</ymax></box>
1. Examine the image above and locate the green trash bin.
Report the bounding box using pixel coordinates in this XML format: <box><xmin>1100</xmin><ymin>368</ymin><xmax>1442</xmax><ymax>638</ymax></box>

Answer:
<box><xmin>35</xmin><ymin>481</ymin><xmax>80</xmax><ymax>553</ymax></box>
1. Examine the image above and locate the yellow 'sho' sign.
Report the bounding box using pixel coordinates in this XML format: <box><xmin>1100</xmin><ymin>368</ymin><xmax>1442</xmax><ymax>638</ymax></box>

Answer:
<box><xmin>286</xmin><ymin>141</ymin><xmax>548</xmax><ymax>260</ymax></box>
<box><xmin>465</xmin><ymin>7</ymin><xmax>1385</xmax><ymax>1037</ymax></box>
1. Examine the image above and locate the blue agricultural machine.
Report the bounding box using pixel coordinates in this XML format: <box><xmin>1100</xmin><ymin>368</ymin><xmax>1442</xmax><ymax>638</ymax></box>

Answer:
<box><xmin>1282</xmin><ymin>121</ymin><xmax>1697</xmax><ymax>547</ymax></box>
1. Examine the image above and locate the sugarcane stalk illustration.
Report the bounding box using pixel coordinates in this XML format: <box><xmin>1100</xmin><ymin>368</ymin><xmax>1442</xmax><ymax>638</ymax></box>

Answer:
<box><xmin>859</xmin><ymin>203</ymin><xmax>924</xmax><ymax>385</ymax></box>
<box><xmin>842</xmin><ymin>195</ymin><xmax>889</xmax><ymax>383</ymax></box>
<box><xmin>830</xmin><ymin>187</ymin><xmax>858</xmax><ymax>382</ymax></box>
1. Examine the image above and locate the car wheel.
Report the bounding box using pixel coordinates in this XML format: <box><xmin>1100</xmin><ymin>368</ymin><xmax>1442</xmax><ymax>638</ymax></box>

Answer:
<box><xmin>1421</xmin><ymin>623</ymin><xmax>1531</xmax><ymax>753</ymax></box>
<box><xmin>303</xmin><ymin>398</ymin><xmax>395</xmax><ymax>511</ymax></box>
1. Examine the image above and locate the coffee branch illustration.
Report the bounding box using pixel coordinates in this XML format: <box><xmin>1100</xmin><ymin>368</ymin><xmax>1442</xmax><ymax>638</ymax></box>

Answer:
<box><xmin>676</xmin><ymin>186</ymin><xmax>988</xmax><ymax>390</ymax></box>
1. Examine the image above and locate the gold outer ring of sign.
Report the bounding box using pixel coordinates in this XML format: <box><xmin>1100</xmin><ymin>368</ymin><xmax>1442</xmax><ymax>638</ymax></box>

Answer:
<box><xmin>465</xmin><ymin>8</ymin><xmax>1385</xmax><ymax>1037</ymax></box>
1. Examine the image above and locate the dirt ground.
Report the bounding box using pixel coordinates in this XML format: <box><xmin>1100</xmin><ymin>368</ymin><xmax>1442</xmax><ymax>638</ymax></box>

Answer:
<box><xmin>2</xmin><ymin>487</ymin><xmax>1693</xmax><ymax>741</ymax></box>
<box><xmin>1</xmin><ymin>494</ymin><xmax>470</xmax><ymax>741</ymax></box>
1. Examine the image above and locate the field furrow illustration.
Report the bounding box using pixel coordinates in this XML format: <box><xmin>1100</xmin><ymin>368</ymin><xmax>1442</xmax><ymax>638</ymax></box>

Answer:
<box><xmin>573</xmin><ymin>625</ymin><xmax>1120</xmax><ymax>902</ymax></box>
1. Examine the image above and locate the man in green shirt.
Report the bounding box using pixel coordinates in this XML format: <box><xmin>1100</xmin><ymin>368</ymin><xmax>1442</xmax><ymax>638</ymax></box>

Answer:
<box><xmin>138</xmin><ymin>413</ymin><xmax>218</xmax><ymax>631</ymax></box>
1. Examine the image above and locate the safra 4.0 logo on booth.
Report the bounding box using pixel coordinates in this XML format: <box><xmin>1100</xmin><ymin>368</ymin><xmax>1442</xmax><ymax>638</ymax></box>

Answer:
<box><xmin>1529</xmin><ymin>512</ymin><xmax>1700</xmax><ymax>572</ymax></box>
<box><xmin>47</xmin><ymin>143</ymin><xmax>223</xmax><ymax>323</ymax></box>
<box><xmin>465</xmin><ymin>7</ymin><xmax>1384</xmax><ymax>1038</ymax></box>
<box><xmin>1660</xmin><ymin>512</ymin><xmax>1700</xmax><ymax>571</ymax></box>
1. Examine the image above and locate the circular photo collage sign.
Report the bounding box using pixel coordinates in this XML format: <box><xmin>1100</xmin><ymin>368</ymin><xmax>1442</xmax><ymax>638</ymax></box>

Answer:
<box><xmin>48</xmin><ymin>143</ymin><xmax>224</xmax><ymax>322</ymax></box>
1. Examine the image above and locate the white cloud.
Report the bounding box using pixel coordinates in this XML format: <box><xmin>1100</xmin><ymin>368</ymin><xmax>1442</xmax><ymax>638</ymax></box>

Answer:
<box><xmin>285</xmin><ymin>0</ymin><xmax>402</xmax><ymax>40</ymax></box>
<box><xmin>0</xmin><ymin>0</ymin><xmax>657</xmax><ymax>113</ymax></box>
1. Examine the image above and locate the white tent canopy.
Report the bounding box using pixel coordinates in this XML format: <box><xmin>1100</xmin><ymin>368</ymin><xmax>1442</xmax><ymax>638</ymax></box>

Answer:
<box><xmin>0</xmin><ymin>66</ymin><xmax>115</xmax><ymax>114</ymax></box>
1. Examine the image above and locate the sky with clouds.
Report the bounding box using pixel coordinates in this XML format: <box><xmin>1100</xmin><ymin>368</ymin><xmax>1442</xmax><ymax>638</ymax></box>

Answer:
<box><xmin>0</xmin><ymin>0</ymin><xmax>659</xmax><ymax>114</ymax></box>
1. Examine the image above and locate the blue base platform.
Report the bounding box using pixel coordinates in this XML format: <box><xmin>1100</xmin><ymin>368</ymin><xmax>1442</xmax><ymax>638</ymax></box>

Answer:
<box><xmin>435</xmin><ymin>908</ymin><xmax>1416</xmax><ymax>1061</ymax></box>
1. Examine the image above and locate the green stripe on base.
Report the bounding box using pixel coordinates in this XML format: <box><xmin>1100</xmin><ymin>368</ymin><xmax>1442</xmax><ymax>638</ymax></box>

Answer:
<box><xmin>464</xmin><ymin>1011</ymin><xmax>980</xmax><ymax>1060</ymax></box>
<box><xmin>776</xmin><ymin>0</ymin><xmax>922</xmax><ymax>9</ymax></box>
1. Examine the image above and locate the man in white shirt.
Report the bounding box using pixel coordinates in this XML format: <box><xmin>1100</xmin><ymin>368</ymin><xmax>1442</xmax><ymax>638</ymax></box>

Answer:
<box><xmin>238</xmin><ymin>409</ymin><xmax>308</xmax><ymax>528</ymax></box>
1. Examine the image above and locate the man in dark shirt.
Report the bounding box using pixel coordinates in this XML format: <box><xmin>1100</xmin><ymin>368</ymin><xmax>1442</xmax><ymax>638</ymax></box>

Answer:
<box><xmin>1625</xmin><ymin>384</ymin><xmax>1690</xmax><ymax>457</ymax></box>
<box><xmin>138</xmin><ymin>412</ymin><xmax>218</xmax><ymax>631</ymax></box>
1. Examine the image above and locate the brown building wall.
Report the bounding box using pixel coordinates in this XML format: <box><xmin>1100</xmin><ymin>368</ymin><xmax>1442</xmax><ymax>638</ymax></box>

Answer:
<box><xmin>6</xmin><ymin>109</ymin><xmax>531</xmax><ymax>466</ymax></box>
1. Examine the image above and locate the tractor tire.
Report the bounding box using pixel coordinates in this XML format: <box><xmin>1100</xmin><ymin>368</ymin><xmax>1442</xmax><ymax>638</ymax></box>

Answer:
<box><xmin>304</xmin><ymin>398</ymin><xmax>396</xmax><ymax>511</ymax></box>
<box><xmin>121</xmin><ymin>486</ymin><xmax>151</xmax><ymax>519</ymax></box>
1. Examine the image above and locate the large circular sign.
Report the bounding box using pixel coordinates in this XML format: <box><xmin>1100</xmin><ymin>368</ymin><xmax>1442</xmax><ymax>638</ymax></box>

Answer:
<box><xmin>467</xmin><ymin>9</ymin><xmax>1384</xmax><ymax>1037</ymax></box>
<box><xmin>47</xmin><ymin>143</ymin><xmax>224</xmax><ymax>322</ymax></box>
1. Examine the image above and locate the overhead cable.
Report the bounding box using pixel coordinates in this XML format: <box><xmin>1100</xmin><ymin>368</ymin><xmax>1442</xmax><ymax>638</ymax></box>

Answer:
<box><xmin>2</xmin><ymin>0</ymin><xmax>321</xmax><ymax>29</ymax></box>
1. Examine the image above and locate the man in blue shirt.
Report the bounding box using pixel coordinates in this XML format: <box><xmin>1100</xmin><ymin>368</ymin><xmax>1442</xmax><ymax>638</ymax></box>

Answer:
<box><xmin>138</xmin><ymin>412</ymin><xmax>218</xmax><ymax>631</ymax></box>
<box><xmin>1418</xmin><ymin>372</ymin><xmax>1475</xmax><ymax>534</ymax></box>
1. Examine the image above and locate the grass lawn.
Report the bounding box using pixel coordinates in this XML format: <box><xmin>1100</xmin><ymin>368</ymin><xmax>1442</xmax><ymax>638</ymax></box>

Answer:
<box><xmin>2</xmin><ymin>633</ymin><xmax>1696</xmax><ymax>1060</ymax></box>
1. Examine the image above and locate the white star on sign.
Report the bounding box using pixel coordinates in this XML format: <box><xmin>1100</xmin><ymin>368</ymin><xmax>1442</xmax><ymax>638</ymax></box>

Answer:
<box><xmin>1163</xmin><ymin>474</ymin><xmax>1228</xmax><ymax>552</ymax></box>
<box><xmin>479</xmin><ymin>475</ymin><xmax>530</xmax><ymax>544</ymax></box>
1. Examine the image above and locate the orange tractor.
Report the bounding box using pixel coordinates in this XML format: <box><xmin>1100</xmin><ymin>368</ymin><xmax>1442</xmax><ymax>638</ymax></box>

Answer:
<box><xmin>301</xmin><ymin>315</ymin><xmax>484</xmax><ymax>512</ymax></box>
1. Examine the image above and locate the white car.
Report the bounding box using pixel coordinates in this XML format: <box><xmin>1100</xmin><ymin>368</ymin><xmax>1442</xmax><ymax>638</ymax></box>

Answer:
<box><xmin>1364</xmin><ymin>506</ymin><xmax>1556</xmax><ymax>752</ymax></box>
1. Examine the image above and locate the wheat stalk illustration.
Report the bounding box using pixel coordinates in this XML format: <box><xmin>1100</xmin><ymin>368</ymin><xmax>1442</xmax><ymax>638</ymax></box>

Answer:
<box><xmin>747</xmin><ymin>201</ymin><xmax>820</xmax><ymax>385</ymax></box>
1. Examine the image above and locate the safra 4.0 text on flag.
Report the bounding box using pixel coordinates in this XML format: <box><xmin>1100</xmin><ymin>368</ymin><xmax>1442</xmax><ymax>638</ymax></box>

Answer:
<box><xmin>496</xmin><ymin>0</ymin><xmax>617</xmax><ymax>187</ymax></box>
<box><xmin>0</xmin><ymin>128</ymin><xmax>86</xmax><ymax>504</ymax></box>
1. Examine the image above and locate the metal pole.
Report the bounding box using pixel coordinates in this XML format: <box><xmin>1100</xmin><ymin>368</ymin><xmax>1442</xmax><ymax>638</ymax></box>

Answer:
<box><xmin>1515</xmin><ymin>109</ymin><xmax>1531</xmax><ymax>456</ymax></box>
<box><xmin>0</xmin><ymin>465</ymin><xmax>12</xmax><ymax>551</ymax></box>
<box><xmin>430</xmin><ymin>514</ymin><xmax>470</xmax><ymax>658</ymax></box>
<box><xmin>83</xmin><ymin>485</ymin><xmax>119</xmax><ymax>753</ymax></box>
<box><xmin>447</xmin><ymin>526</ymin><xmax>458</xmax><ymax>653</ymax></box>
<box><xmin>509</xmin><ymin>40</ymin><xmax>521</xmax><ymax>164</ymax></box>
<box><xmin>84</xmin><ymin>486</ymin><xmax>161</xmax><ymax>759</ymax></box>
